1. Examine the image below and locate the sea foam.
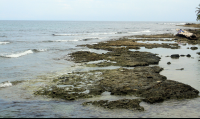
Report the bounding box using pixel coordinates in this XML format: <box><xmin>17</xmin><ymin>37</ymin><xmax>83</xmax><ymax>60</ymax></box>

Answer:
<box><xmin>4</xmin><ymin>50</ymin><xmax>34</xmax><ymax>58</ymax></box>
<box><xmin>0</xmin><ymin>42</ymin><xmax>10</xmax><ymax>45</ymax></box>
<box><xmin>0</xmin><ymin>81</ymin><xmax>12</xmax><ymax>88</ymax></box>
<box><xmin>52</xmin><ymin>34</ymin><xmax>79</xmax><ymax>36</ymax></box>
<box><xmin>1</xmin><ymin>49</ymin><xmax>47</xmax><ymax>58</ymax></box>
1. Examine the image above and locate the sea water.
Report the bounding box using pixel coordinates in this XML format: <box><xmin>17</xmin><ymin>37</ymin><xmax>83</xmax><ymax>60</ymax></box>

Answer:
<box><xmin>0</xmin><ymin>21</ymin><xmax>200</xmax><ymax>118</ymax></box>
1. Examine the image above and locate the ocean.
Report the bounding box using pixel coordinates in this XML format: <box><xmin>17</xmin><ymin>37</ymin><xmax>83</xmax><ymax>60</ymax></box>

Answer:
<box><xmin>0</xmin><ymin>21</ymin><xmax>200</xmax><ymax>118</ymax></box>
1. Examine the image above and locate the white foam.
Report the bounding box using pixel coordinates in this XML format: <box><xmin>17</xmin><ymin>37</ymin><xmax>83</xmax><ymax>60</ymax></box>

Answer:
<box><xmin>141</xmin><ymin>30</ymin><xmax>151</xmax><ymax>33</ymax></box>
<box><xmin>0</xmin><ymin>81</ymin><xmax>12</xmax><ymax>88</ymax></box>
<box><xmin>5</xmin><ymin>50</ymin><xmax>33</xmax><ymax>58</ymax></box>
<box><xmin>177</xmin><ymin>23</ymin><xmax>186</xmax><ymax>25</ymax></box>
<box><xmin>32</xmin><ymin>49</ymin><xmax>47</xmax><ymax>52</ymax></box>
<box><xmin>98</xmin><ymin>32</ymin><xmax>116</xmax><ymax>35</ymax></box>
<box><xmin>55</xmin><ymin>39</ymin><xmax>80</xmax><ymax>42</ymax></box>
<box><xmin>0</xmin><ymin>42</ymin><xmax>10</xmax><ymax>45</ymax></box>
<box><xmin>53</xmin><ymin>34</ymin><xmax>79</xmax><ymax>36</ymax></box>
<box><xmin>163</xmin><ymin>23</ymin><xmax>176</xmax><ymax>25</ymax></box>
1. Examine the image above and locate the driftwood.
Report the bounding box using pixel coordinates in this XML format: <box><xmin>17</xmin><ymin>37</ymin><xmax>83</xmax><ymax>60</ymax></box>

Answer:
<box><xmin>176</xmin><ymin>29</ymin><xmax>197</xmax><ymax>40</ymax></box>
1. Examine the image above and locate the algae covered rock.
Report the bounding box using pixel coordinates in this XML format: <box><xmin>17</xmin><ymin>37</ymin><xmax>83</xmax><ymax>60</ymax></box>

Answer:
<box><xmin>82</xmin><ymin>99</ymin><xmax>144</xmax><ymax>111</ymax></box>
<box><xmin>34</xmin><ymin>85</ymin><xmax>92</xmax><ymax>100</ymax></box>
<box><xmin>69</xmin><ymin>50</ymin><xmax>161</xmax><ymax>67</ymax></box>
<box><xmin>96</xmin><ymin>66</ymin><xmax>167</xmax><ymax>96</ymax></box>
<box><xmin>34</xmin><ymin>66</ymin><xmax>199</xmax><ymax>104</ymax></box>
<box><xmin>141</xmin><ymin>80</ymin><xmax>199</xmax><ymax>103</ymax></box>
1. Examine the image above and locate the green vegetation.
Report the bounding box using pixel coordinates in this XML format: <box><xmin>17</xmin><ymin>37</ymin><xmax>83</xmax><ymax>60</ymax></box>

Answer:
<box><xmin>196</xmin><ymin>4</ymin><xmax>200</xmax><ymax>21</ymax></box>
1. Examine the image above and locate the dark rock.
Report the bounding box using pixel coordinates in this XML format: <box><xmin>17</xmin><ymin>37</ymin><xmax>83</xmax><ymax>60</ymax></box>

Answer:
<box><xmin>69</xmin><ymin>51</ymin><xmax>161</xmax><ymax>67</ymax></box>
<box><xmin>171</xmin><ymin>54</ymin><xmax>180</xmax><ymax>58</ymax></box>
<box><xmin>197</xmin><ymin>52</ymin><xmax>200</xmax><ymax>55</ymax></box>
<box><xmin>185</xmin><ymin>23</ymin><xmax>196</xmax><ymax>25</ymax></box>
<box><xmin>176</xmin><ymin>68</ymin><xmax>184</xmax><ymax>70</ymax></box>
<box><xmin>140</xmin><ymin>80</ymin><xmax>199</xmax><ymax>104</ymax></box>
<box><xmin>142</xmin><ymin>97</ymin><xmax>165</xmax><ymax>104</ymax></box>
<box><xmin>186</xmin><ymin>54</ymin><xmax>191</xmax><ymax>57</ymax></box>
<box><xmin>94</xmin><ymin>66</ymin><xmax>199</xmax><ymax>104</ymax></box>
<box><xmin>166</xmin><ymin>62</ymin><xmax>171</xmax><ymax>64</ymax></box>
<box><xmin>180</xmin><ymin>55</ymin><xmax>185</xmax><ymax>57</ymax></box>
<box><xmin>82</xmin><ymin>99</ymin><xmax>144</xmax><ymax>111</ymax></box>
<box><xmin>34</xmin><ymin>86</ymin><xmax>92</xmax><ymax>100</ymax></box>
<box><xmin>190</xmin><ymin>47</ymin><xmax>198</xmax><ymax>50</ymax></box>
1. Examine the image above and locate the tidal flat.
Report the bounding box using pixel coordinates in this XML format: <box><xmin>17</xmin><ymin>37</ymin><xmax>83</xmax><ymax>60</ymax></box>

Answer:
<box><xmin>1</xmin><ymin>23</ymin><xmax>200</xmax><ymax>118</ymax></box>
<box><xmin>33</xmin><ymin>25</ymin><xmax>200</xmax><ymax>113</ymax></box>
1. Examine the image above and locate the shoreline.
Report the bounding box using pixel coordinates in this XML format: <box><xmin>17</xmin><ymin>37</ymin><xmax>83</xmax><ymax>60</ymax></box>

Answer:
<box><xmin>31</xmin><ymin>23</ymin><xmax>200</xmax><ymax>111</ymax></box>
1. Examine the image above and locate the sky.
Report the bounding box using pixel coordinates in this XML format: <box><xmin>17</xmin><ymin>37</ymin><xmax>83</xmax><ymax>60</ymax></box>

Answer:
<box><xmin>0</xmin><ymin>0</ymin><xmax>199</xmax><ymax>21</ymax></box>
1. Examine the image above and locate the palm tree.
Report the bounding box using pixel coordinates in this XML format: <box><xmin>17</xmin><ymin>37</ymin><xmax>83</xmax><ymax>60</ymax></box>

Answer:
<box><xmin>196</xmin><ymin>4</ymin><xmax>200</xmax><ymax>21</ymax></box>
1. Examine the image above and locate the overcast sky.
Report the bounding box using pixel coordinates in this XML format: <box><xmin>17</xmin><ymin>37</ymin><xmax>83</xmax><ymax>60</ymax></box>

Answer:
<box><xmin>0</xmin><ymin>0</ymin><xmax>199</xmax><ymax>21</ymax></box>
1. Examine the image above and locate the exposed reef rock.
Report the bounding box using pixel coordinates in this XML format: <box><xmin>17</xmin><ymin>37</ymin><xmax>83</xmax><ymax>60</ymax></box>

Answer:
<box><xmin>69</xmin><ymin>50</ymin><xmax>161</xmax><ymax>67</ymax></box>
<box><xmin>82</xmin><ymin>99</ymin><xmax>144</xmax><ymax>111</ymax></box>
<box><xmin>78</xmin><ymin>36</ymin><xmax>180</xmax><ymax>51</ymax></box>
<box><xmin>141</xmin><ymin>80</ymin><xmax>198</xmax><ymax>103</ymax></box>
<box><xmin>34</xmin><ymin>32</ymin><xmax>200</xmax><ymax>111</ymax></box>
<box><xmin>34</xmin><ymin>66</ymin><xmax>199</xmax><ymax>104</ymax></box>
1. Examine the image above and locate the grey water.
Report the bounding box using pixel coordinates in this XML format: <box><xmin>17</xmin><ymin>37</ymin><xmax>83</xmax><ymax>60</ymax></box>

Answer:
<box><xmin>0</xmin><ymin>21</ymin><xmax>200</xmax><ymax>118</ymax></box>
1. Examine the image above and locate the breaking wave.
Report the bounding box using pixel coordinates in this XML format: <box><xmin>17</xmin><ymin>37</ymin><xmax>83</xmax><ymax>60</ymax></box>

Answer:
<box><xmin>43</xmin><ymin>37</ymin><xmax>100</xmax><ymax>42</ymax></box>
<box><xmin>0</xmin><ymin>81</ymin><xmax>12</xmax><ymax>88</ymax></box>
<box><xmin>52</xmin><ymin>33</ymin><xmax>74</xmax><ymax>36</ymax></box>
<box><xmin>43</xmin><ymin>39</ymin><xmax>81</xmax><ymax>42</ymax></box>
<box><xmin>52</xmin><ymin>32</ymin><xmax>116</xmax><ymax>36</ymax></box>
<box><xmin>0</xmin><ymin>49</ymin><xmax>47</xmax><ymax>58</ymax></box>
<box><xmin>0</xmin><ymin>42</ymin><xmax>10</xmax><ymax>45</ymax></box>
<box><xmin>141</xmin><ymin>30</ymin><xmax>151</xmax><ymax>33</ymax></box>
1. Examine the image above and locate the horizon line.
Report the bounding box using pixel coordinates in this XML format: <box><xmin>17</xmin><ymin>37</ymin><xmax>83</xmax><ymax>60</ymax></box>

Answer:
<box><xmin>0</xmin><ymin>20</ymin><xmax>198</xmax><ymax>22</ymax></box>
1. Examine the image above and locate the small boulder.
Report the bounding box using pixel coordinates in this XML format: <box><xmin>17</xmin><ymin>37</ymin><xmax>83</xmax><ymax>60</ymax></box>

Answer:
<box><xmin>167</xmin><ymin>62</ymin><xmax>171</xmax><ymax>65</ymax></box>
<box><xmin>186</xmin><ymin>54</ymin><xmax>191</xmax><ymax>57</ymax></box>
<box><xmin>171</xmin><ymin>54</ymin><xmax>180</xmax><ymax>58</ymax></box>
<box><xmin>180</xmin><ymin>55</ymin><xmax>185</xmax><ymax>57</ymax></box>
<box><xmin>190</xmin><ymin>47</ymin><xmax>198</xmax><ymax>50</ymax></box>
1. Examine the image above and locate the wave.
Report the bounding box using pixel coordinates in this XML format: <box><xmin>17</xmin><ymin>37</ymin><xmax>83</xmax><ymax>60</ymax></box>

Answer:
<box><xmin>141</xmin><ymin>30</ymin><xmax>151</xmax><ymax>33</ymax></box>
<box><xmin>43</xmin><ymin>39</ymin><xmax>80</xmax><ymax>42</ymax></box>
<box><xmin>116</xmin><ymin>32</ymin><xmax>128</xmax><ymax>34</ymax></box>
<box><xmin>51</xmin><ymin>30</ymin><xmax>151</xmax><ymax>38</ymax></box>
<box><xmin>3</xmin><ymin>50</ymin><xmax>34</xmax><ymax>58</ymax></box>
<box><xmin>0</xmin><ymin>49</ymin><xmax>47</xmax><ymax>58</ymax></box>
<box><xmin>97</xmin><ymin>32</ymin><xmax>116</xmax><ymax>35</ymax></box>
<box><xmin>0</xmin><ymin>81</ymin><xmax>12</xmax><ymax>88</ymax></box>
<box><xmin>32</xmin><ymin>49</ymin><xmax>47</xmax><ymax>52</ymax></box>
<box><xmin>163</xmin><ymin>23</ymin><xmax>176</xmax><ymax>24</ymax></box>
<box><xmin>82</xmin><ymin>37</ymin><xmax>99</xmax><ymax>41</ymax></box>
<box><xmin>52</xmin><ymin>32</ymin><xmax>116</xmax><ymax>36</ymax></box>
<box><xmin>43</xmin><ymin>37</ymin><xmax>100</xmax><ymax>42</ymax></box>
<box><xmin>0</xmin><ymin>42</ymin><xmax>10</xmax><ymax>45</ymax></box>
<box><xmin>55</xmin><ymin>40</ymin><xmax>80</xmax><ymax>42</ymax></box>
<box><xmin>52</xmin><ymin>34</ymin><xmax>79</xmax><ymax>36</ymax></box>
<box><xmin>176</xmin><ymin>23</ymin><xmax>186</xmax><ymax>25</ymax></box>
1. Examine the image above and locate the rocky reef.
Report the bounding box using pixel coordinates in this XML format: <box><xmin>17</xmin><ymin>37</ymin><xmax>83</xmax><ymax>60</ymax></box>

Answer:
<box><xmin>34</xmin><ymin>30</ymin><xmax>200</xmax><ymax>111</ymax></box>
